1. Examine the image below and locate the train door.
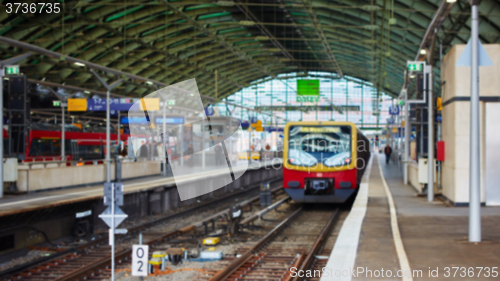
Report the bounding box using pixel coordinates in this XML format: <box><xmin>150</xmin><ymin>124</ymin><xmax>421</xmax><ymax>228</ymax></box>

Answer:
<box><xmin>70</xmin><ymin>140</ymin><xmax>78</xmax><ymax>162</ymax></box>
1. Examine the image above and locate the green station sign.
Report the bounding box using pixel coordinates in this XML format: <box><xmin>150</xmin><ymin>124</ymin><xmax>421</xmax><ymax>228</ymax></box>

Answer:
<box><xmin>5</xmin><ymin>65</ymin><xmax>19</xmax><ymax>75</ymax></box>
<box><xmin>296</xmin><ymin>79</ymin><xmax>320</xmax><ymax>103</ymax></box>
<box><xmin>297</xmin><ymin>79</ymin><xmax>319</xmax><ymax>96</ymax></box>
<box><xmin>407</xmin><ymin>62</ymin><xmax>423</xmax><ymax>72</ymax></box>
<box><xmin>296</xmin><ymin>96</ymin><xmax>320</xmax><ymax>103</ymax></box>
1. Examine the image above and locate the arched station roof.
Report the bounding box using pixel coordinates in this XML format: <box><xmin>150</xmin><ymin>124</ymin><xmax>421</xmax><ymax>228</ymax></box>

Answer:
<box><xmin>1</xmin><ymin>0</ymin><xmax>499</xmax><ymax>100</ymax></box>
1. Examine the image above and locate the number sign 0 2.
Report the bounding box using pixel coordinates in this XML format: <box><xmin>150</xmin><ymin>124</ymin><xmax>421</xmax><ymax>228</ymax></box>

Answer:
<box><xmin>132</xmin><ymin>245</ymin><xmax>149</xmax><ymax>276</ymax></box>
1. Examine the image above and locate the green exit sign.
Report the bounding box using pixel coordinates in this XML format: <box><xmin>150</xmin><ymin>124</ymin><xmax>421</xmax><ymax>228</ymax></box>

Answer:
<box><xmin>407</xmin><ymin>62</ymin><xmax>422</xmax><ymax>72</ymax></box>
<box><xmin>53</xmin><ymin>100</ymin><xmax>61</xmax><ymax>107</ymax></box>
<box><xmin>5</xmin><ymin>65</ymin><xmax>19</xmax><ymax>75</ymax></box>
<box><xmin>167</xmin><ymin>100</ymin><xmax>175</xmax><ymax>106</ymax></box>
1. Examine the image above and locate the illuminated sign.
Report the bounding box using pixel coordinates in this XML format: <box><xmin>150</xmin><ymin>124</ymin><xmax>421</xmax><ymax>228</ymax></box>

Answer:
<box><xmin>139</xmin><ymin>98</ymin><xmax>160</xmax><ymax>111</ymax></box>
<box><xmin>5</xmin><ymin>65</ymin><xmax>19</xmax><ymax>75</ymax></box>
<box><xmin>68</xmin><ymin>99</ymin><xmax>88</xmax><ymax>111</ymax></box>
<box><xmin>297</xmin><ymin>79</ymin><xmax>319</xmax><ymax>96</ymax></box>
<box><xmin>299</xmin><ymin>127</ymin><xmax>341</xmax><ymax>133</ymax></box>
<box><xmin>407</xmin><ymin>62</ymin><xmax>423</xmax><ymax>72</ymax></box>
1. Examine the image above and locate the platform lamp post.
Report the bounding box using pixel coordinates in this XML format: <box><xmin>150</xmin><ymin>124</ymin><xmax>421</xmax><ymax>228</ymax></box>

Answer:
<box><xmin>47</xmin><ymin>88</ymin><xmax>78</xmax><ymax>162</ymax></box>
<box><xmin>0</xmin><ymin>52</ymin><xmax>31</xmax><ymax>199</ymax></box>
<box><xmin>90</xmin><ymin>69</ymin><xmax>123</xmax><ymax>183</ymax></box>
<box><xmin>157</xmin><ymin>89</ymin><xmax>174</xmax><ymax>177</ymax></box>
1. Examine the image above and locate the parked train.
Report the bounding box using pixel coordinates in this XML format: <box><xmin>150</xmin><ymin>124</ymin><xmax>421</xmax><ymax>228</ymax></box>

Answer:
<box><xmin>283</xmin><ymin>121</ymin><xmax>371</xmax><ymax>203</ymax></box>
<box><xmin>24</xmin><ymin>123</ymin><xmax>129</xmax><ymax>162</ymax></box>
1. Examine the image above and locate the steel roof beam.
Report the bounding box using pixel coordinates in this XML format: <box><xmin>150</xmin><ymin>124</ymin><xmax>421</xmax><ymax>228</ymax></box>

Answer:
<box><xmin>415</xmin><ymin>0</ymin><xmax>456</xmax><ymax>61</ymax></box>
<box><xmin>162</xmin><ymin>0</ymin><xmax>279</xmax><ymax>79</ymax></box>
<box><xmin>233</xmin><ymin>0</ymin><xmax>307</xmax><ymax>73</ymax></box>
<box><xmin>299</xmin><ymin>0</ymin><xmax>343</xmax><ymax>77</ymax></box>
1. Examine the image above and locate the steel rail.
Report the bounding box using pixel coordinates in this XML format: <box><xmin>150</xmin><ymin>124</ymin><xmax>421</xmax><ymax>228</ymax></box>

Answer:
<box><xmin>289</xmin><ymin>208</ymin><xmax>340</xmax><ymax>281</ymax></box>
<box><xmin>207</xmin><ymin>207</ymin><xmax>303</xmax><ymax>281</ymax></box>
<box><xmin>55</xmin><ymin>186</ymin><xmax>287</xmax><ymax>281</ymax></box>
<box><xmin>238</xmin><ymin>196</ymin><xmax>290</xmax><ymax>225</ymax></box>
<box><xmin>2</xmin><ymin>179</ymin><xmax>282</xmax><ymax>280</ymax></box>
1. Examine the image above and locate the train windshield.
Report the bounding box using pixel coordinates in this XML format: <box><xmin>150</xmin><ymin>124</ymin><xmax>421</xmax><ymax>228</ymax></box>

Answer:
<box><xmin>287</xmin><ymin>125</ymin><xmax>352</xmax><ymax>167</ymax></box>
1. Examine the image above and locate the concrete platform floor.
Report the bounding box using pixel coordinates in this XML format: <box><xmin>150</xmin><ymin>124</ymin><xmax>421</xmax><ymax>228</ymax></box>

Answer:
<box><xmin>353</xmin><ymin>154</ymin><xmax>500</xmax><ymax>281</ymax></box>
<box><xmin>0</xmin><ymin>160</ymin><xmax>275</xmax><ymax>217</ymax></box>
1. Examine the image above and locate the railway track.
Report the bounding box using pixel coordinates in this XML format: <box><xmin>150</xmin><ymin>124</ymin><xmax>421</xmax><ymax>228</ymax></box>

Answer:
<box><xmin>200</xmin><ymin>206</ymin><xmax>341</xmax><ymax>281</ymax></box>
<box><xmin>4</xmin><ymin>184</ymin><xmax>346</xmax><ymax>281</ymax></box>
<box><xmin>1</xmin><ymin>180</ymin><xmax>285</xmax><ymax>281</ymax></box>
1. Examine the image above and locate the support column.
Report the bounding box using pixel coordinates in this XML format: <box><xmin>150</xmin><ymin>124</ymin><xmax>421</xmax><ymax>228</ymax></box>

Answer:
<box><xmin>62</xmin><ymin>102</ymin><xmax>65</xmax><ymax>160</ymax></box>
<box><xmin>117</xmin><ymin>111</ymin><xmax>121</xmax><ymax>147</ymax></box>
<box><xmin>106</xmin><ymin>89</ymin><xmax>111</xmax><ymax>182</ymax></box>
<box><xmin>162</xmin><ymin>102</ymin><xmax>167</xmax><ymax>176</ymax></box>
<box><xmin>469</xmin><ymin>3</ymin><xmax>481</xmax><ymax>243</ymax></box>
<box><xmin>404</xmin><ymin>92</ymin><xmax>410</xmax><ymax>185</ymax></box>
<box><xmin>427</xmin><ymin>65</ymin><xmax>434</xmax><ymax>202</ymax></box>
<box><xmin>90</xmin><ymin>70</ymin><xmax>123</xmax><ymax>183</ymax></box>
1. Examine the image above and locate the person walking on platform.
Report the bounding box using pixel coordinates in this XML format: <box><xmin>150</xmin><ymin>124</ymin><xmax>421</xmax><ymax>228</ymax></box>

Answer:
<box><xmin>138</xmin><ymin>140</ymin><xmax>148</xmax><ymax>159</ymax></box>
<box><xmin>152</xmin><ymin>141</ymin><xmax>159</xmax><ymax>159</ymax></box>
<box><xmin>186</xmin><ymin>144</ymin><xmax>194</xmax><ymax>167</ymax></box>
<box><xmin>384</xmin><ymin>143</ymin><xmax>393</xmax><ymax>164</ymax></box>
<box><xmin>214</xmin><ymin>144</ymin><xmax>223</xmax><ymax>166</ymax></box>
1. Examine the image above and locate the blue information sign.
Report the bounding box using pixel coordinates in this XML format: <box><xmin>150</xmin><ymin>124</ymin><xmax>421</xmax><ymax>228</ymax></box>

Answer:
<box><xmin>155</xmin><ymin>117</ymin><xmax>185</xmax><ymax>125</ymax></box>
<box><xmin>389</xmin><ymin>105</ymin><xmax>400</xmax><ymax>115</ymax></box>
<box><xmin>204</xmin><ymin>107</ymin><xmax>214</xmax><ymax>116</ymax></box>
<box><xmin>120</xmin><ymin>116</ymin><xmax>185</xmax><ymax>125</ymax></box>
<box><xmin>87</xmin><ymin>98</ymin><xmax>138</xmax><ymax>112</ymax></box>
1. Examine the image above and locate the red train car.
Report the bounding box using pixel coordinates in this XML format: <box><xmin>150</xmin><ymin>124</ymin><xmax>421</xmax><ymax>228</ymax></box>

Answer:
<box><xmin>24</xmin><ymin>124</ymin><xmax>129</xmax><ymax>162</ymax></box>
<box><xmin>283</xmin><ymin>121</ymin><xmax>371</xmax><ymax>203</ymax></box>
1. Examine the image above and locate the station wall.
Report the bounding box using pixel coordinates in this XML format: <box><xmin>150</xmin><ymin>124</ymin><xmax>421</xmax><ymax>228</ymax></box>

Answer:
<box><xmin>441</xmin><ymin>43</ymin><xmax>500</xmax><ymax>205</ymax></box>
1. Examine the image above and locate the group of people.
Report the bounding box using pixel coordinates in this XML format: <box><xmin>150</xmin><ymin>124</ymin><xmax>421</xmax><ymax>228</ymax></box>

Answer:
<box><xmin>132</xmin><ymin>139</ymin><xmax>232</xmax><ymax>168</ymax></box>
<box><xmin>136</xmin><ymin>140</ymin><xmax>197</xmax><ymax>167</ymax></box>
<box><xmin>136</xmin><ymin>140</ymin><xmax>161</xmax><ymax>159</ymax></box>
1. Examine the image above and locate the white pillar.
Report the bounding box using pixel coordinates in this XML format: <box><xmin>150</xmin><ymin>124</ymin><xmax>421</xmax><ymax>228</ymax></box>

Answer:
<box><xmin>469</xmin><ymin>3</ymin><xmax>481</xmax><ymax>243</ymax></box>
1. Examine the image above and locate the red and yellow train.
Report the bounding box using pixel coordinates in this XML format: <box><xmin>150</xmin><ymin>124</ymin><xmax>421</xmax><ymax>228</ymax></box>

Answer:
<box><xmin>283</xmin><ymin>121</ymin><xmax>371</xmax><ymax>203</ymax></box>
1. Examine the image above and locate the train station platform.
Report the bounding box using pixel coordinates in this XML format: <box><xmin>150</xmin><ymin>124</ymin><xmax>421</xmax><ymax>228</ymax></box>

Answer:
<box><xmin>322</xmin><ymin>154</ymin><xmax>500</xmax><ymax>281</ymax></box>
<box><xmin>0</xmin><ymin>160</ymin><xmax>281</xmax><ymax>218</ymax></box>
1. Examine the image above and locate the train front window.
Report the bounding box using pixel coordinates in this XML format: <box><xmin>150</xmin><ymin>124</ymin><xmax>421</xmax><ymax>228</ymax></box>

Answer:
<box><xmin>287</xmin><ymin>126</ymin><xmax>351</xmax><ymax>167</ymax></box>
